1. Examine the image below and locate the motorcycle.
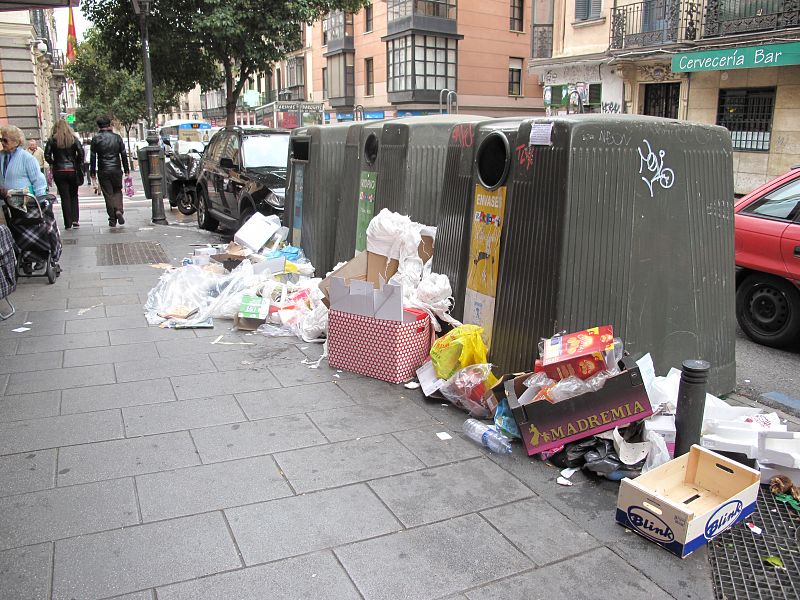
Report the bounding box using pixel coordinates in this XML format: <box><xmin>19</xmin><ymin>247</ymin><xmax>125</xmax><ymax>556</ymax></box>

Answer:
<box><xmin>164</xmin><ymin>141</ymin><xmax>201</xmax><ymax>216</ymax></box>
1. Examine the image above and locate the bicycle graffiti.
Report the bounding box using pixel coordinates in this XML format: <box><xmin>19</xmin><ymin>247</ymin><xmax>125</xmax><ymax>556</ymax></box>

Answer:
<box><xmin>638</xmin><ymin>139</ymin><xmax>675</xmax><ymax>197</ymax></box>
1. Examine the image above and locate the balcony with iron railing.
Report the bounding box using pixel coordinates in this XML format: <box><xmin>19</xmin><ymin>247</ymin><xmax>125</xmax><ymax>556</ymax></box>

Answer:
<box><xmin>703</xmin><ymin>0</ymin><xmax>800</xmax><ymax>37</ymax></box>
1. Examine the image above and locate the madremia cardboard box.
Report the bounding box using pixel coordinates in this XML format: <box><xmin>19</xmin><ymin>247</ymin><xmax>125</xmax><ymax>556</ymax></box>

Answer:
<box><xmin>616</xmin><ymin>445</ymin><xmax>760</xmax><ymax>558</ymax></box>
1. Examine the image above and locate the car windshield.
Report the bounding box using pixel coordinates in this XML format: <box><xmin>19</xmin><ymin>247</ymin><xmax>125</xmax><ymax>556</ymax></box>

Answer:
<box><xmin>241</xmin><ymin>134</ymin><xmax>290</xmax><ymax>169</ymax></box>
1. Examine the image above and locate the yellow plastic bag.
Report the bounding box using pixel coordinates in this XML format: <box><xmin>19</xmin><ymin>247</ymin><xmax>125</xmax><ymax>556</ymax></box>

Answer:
<box><xmin>430</xmin><ymin>324</ymin><xmax>497</xmax><ymax>386</ymax></box>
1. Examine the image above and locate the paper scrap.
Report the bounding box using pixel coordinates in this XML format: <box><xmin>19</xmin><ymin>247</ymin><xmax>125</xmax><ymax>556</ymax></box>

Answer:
<box><xmin>746</xmin><ymin>522</ymin><xmax>762</xmax><ymax>535</ymax></box>
<box><xmin>636</xmin><ymin>353</ymin><xmax>656</xmax><ymax>394</ymax></box>
<box><xmin>404</xmin><ymin>381</ymin><xmax>421</xmax><ymax>390</ymax></box>
<box><xmin>529</xmin><ymin>122</ymin><xmax>554</xmax><ymax>146</ymax></box>
<box><xmin>11</xmin><ymin>327</ymin><xmax>30</xmax><ymax>333</ymax></box>
<box><xmin>557</xmin><ymin>477</ymin><xmax>573</xmax><ymax>487</ymax></box>
<box><xmin>560</xmin><ymin>467</ymin><xmax>578</xmax><ymax>479</ymax></box>
<box><xmin>436</xmin><ymin>432</ymin><xmax>452</xmax><ymax>441</ymax></box>
<box><xmin>77</xmin><ymin>304</ymin><xmax>103</xmax><ymax>315</ymax></box>
<box><xmin>23</xmin><ymin>321</ymin><xmax>32</xmax><ymax>325</ymax></box>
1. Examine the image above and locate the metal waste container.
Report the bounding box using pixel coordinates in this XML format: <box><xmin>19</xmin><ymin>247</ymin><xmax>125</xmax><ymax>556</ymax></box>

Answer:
<box><xmin>285</xmin><ymin>123</ymin><xmax>354</xmax><ymax>276</ymax></box>
<box><xmin>432</xmin><ymin>117</ymin><xmax>529</xmax><ymax>322</ymax></box>
<box><xmin>465</xmin><ymin>115</ymin><xmax>736</xmax><ymax>394</ymax></box>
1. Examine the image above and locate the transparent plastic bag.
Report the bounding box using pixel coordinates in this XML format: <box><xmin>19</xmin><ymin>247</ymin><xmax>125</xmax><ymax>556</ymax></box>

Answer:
<box><xmin>440</xmin><ymin>363</ymin><xmax>496</xmax><ymax>418</ymax></box>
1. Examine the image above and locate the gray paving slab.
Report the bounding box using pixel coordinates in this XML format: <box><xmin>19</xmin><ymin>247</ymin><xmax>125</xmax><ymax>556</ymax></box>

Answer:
<box><xmin>0</xmin><ymin>338</ymin><xmax>17</xmax><ymax>356</ymax></box>
<box><xmin>122</xmin><ymin>396</ymin><xmax>246</xmax><ymax>437</ymax></box>
<box><xmin>0</xmin><ymin>350</ymin><xmax>63</xmax><ymax>376</ymax></box>
<box><xmin>209</xmin><ymin>344</ymin><xmax>308</xmax><ymax>371</ymax></box>
<box><xmin>105</xmin><ymin>304</ymin><xmax>148</xmax><ymax>318</ymax></box>
<box><xmin>157</xmin><ymin>551</ymin><xmax>362</xmax><ymax>600</ymax></box>
<box><xmin>56</xmin><ymin>431</ymin><xmax>201</xmax><ymax>486</ymax></box>
<box><xmin>481</xmin><ymin>497</ymin><xmax>601</xmax><ymax>566</ymax></box>
<box><xmin>392</xmin><ymin>427</ymin><xmax>485</xmax><ymax>467</ymax></box>
<box><xmin>61</xmin><ymin>378</ymin><xmax>176</xmax><ymax>414</ymax></box>
<box><xmin>47</xmin><ymin>286</ymin><xmax>105</xmax><ymax>298</ymax></box>
<box><xmin>62</xmin><ymin>341</ymin><xmax>159</xmax><ymax>368</ymax></box>
<box><xmin>368</xmin><ymin>457</ymin><xmax>533</xmax><ymax>527</ymax></box>
<box><xmin>70</xmin><ymin>277</ymin><xmax>122</xmax><ymax>289</ymax></box>
<box><xmin>0</xmin><ymin>390</ymin><xmax>61</xmax><ymax>423</ymax></box>
<box><xmin>226</xmin><ymin>483</ymin><xmax>400</xmax><ymax>565</ymax></box>
<box><xmin>235</xmin><ymin>381</ymin><xmax>355</xmax><ymax>420</ymax></box>
<box><xmin>0</xmin><ymin>320</ymin><xmax>65</xmax><ymax>338</ymax></box>
<box><xmin>66</xmin><ymin>294</ymin><xmax>140</xmax><ymax>308</ymax></box>
<box><xmin>465</xmin><ymin>547</ymin><xmax>674</xmax><ymax>600</ymax></box>
<box><xmin>0</xmin><ymin>478</ymin><xmax>138</xmax><ymax>550</ymax></box>
<box><xmin>0</xmin><ymin>542</ymin><xmax>52</xmax><ymax>600</ymax></box>
<box><xmin>274</xmin><ymin>434</ymin><xmax>424</xmax><ymax>493</ymax></box>
<box><xmin>0</xmin><ymin>449</ymin><xmax>56</xmax><ymax>497</ymax></box>
<box><xmin>6</xmin><ymin>363</ymin><xmax>116</xmax><ymax>394</ymax></box>
<box><xmin>65</xmin><ymin>316</ymin><xmax>149</xmax><ymax>334</ymax></box>
<box><xmin>334</xmin><ymin>377</ymin><xmax>411</xmax><ymax>405</ymax></box>
<box><xmin>335</xmin><ymin>513</ymin><xmax>533</xmax><ymax>600</ymax></box>
<box><xmin>15</xmin><ymin>330</ymin><xmax>109</xmax><ymax>354</ymax></box>
<box><xmin>24</xmin><ymin>307</ymin><xmax>109</xmax><ymax>322</ymax></box>
<box><xmin>136</xmin><ymin>455</ymin><xmax>292</xmax><ymax>522</ymax></box>
<box><xmin>115</xmin><ymin>354</ymin><xmax>218</xmax><ymax>383</ymax></box>
<box><xmin>171</xmin><ymin>369</ymin><xmax>281</xmax><ymax>400</ymax></box>
<box><xmin>0</xmin><ymin>410</ymin><xmax>123</xmax><ymax>455</ymax></box>
<box><xmin>109</xmin><ymin>327</ymin><xmax>197</xmax><ymax>345</ymax></box>
<box><xmin>191</xmin><ymin>414</ymin><xmax>327</xmax><ymax>463</ymax></box>
<box><xmin>154</xmin><ymin>337</ymin><xmax>243</xmax><ymax>358</ymax></box>
<box><xmin>13</xmin><ymin>297</ymin><xmax>68</xmax><ymax>311</ymax></box>
<box><xmin>307</xmin><ymin>402</ymin><xmax>438</xmax><ymax>442</ymax></box>
<box><xmin>51</xmin><ymin>512</ymin><xmax>242</xmax><ymax>600</ymax></box>
<box><xmin>102</xmin><ymin>285</ymin><xmax>143</xmax><ymax>296</ymax></box>
<box><xmin>610</xmin><ymin>536</ymin><xmax>714</xmax><ymax>600</ymax></box>
<box><xmin>268</xmin><ymin>361</ymin><xmax>361</xmax><ymax>387</ymax></box>
<box><xmin>105</xmin><ymin>591</ymin><xmax>154</xmax><ymax>600</ymax></box>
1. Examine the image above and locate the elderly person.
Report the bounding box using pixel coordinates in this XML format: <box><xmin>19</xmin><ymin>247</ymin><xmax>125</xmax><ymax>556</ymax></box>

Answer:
<box><xmin>0</xmin><ymin>125</ymin><xmax>48</xmax><ymax>202</ymax></box>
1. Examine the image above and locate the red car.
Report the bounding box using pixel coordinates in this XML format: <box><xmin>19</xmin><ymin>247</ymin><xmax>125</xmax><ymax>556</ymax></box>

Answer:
<box><xmin>735</xmin><ymin>167</ymin><xmax>800</xmax><ymax>348</ymax></box>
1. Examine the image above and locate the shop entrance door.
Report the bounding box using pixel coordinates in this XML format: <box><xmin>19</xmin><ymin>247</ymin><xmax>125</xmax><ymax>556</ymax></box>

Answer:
<box><xmin>643</xmin><ymin>82</ymin><xmax>680</xmax><ymax>119</ymax></box>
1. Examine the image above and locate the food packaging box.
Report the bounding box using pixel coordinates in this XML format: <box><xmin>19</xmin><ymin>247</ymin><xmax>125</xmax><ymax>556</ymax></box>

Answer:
<box><xmin>645</xmin><ymin>415</ymin><xmax>677</xmax><ymax>457</ymax></box>
<box><xmin>234</xmin><ymin>294</ymin><xmax>271</xmax><ymax>331</ymax></box>
<box><xmin>616</xmin><ymin>445</ymin><xmax>760</xmax><ymax>558</ymax></box>
<box><xmin>506</xmin><ymin>359</ymin><xmax>652</xmax><ymax>456</ymax></box>
<box><xmin>233</xmin><ymin>213</ymin><xmax>281</xmax><ymax>252</ymax></box>
<box><xmin>541</xmin><ymin>325</ymin><xmax>615</xmax><ymax>381</ymax></box>
<box><xmin>328</xmin><ymin>308</ymin><xmax>432</xmax><ymax>384</ymax></box>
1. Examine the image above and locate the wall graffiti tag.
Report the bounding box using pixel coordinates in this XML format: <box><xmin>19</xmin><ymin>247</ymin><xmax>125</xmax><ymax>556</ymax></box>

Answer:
<box><xmin>452</xmin><ymin>124</ymin><xmax>474</xmax><ymax>148</ymax></box>
<box><xmin>637</xmin><ymin>139</ymin><xmax>675</xmax><ymax>197</ymax></box>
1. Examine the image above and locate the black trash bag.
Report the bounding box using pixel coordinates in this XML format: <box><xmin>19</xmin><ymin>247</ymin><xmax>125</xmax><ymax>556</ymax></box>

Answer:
<box><xmin>547</xmin><ymin>438</ymin><xmax>600</xmax><ymax>469</ymax></box>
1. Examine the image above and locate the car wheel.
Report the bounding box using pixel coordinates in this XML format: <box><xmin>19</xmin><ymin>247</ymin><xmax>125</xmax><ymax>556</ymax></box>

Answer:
<box><xmin>197</xmin><ymin>187</ymin><xmax>218</xmax><ymax>231</ymax></box>
<box><xmin>177</xmin><ymin>188</ymin><xmax>197</xmax><ymax>216</ymax></box>
<box><xmin>238</xmin><ymin>201</ymin><xmax>255</xmax><ymax>230</ymax></box>
<box><xmin>736</xmin><ymin>273</ymin><xmax>800</xmax><ymax>348</ymax></box>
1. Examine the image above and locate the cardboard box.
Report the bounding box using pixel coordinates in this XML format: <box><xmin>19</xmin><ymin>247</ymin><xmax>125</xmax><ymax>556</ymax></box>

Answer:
<box><xmin>234</xmin><ymin>213</ymin><xmax>281</xmax><ymax>252</ymax></box>
<box><xmin>328</xmin><ymin>308</ymin><xmax>432</xmax><ymax>384</ymax></box>
<box><xmin>506</xmin><ymin>359</ymin><xmax>653</xmax><ymax>456</ymax></box>
<box><xmin>616</xmin><ymin>445</ymin><xmax>760</xmax><ymax>558</ymax></box>
<box><xmin>541</xmin><ymin>325</ymin><xmax>615</xmax><ymax>381</ymax></box>
<box><xmin>645</xmin><ymin>415</ymin><xmax>677</xmax><ymax>457</ymax></box>
<box><xmin>319</xmin><ymin>235</ymin><xmax>435</xmax><ymax>306</ymax></box>
<box><xmin>235</xmin><ymin>294</ymin><xmax>271</xmax><ymax>331</ymax></box>
<box><xmin>329</xmin><ymin>278</ymin><xmax>403</xmax><ymax>321</ymax></box>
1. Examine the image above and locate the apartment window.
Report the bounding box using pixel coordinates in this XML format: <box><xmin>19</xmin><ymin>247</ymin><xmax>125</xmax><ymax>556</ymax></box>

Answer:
<box><xmin>388</xmin><ymin>0</ymin><xmax>412</xmax><ymax>21</ymax></box>
<box><xmin>575</xmin><ymin>0</ymin><xmax>601</xmax><ymax>21</ymax></box>
<box><xmin>322</xmin><ymin>67</ymin><xmax>328</xmax><ymax>99</ymax></box>
<box><xmin>287</xmin><ymin>57</ymin><xmax>305</xmax><ymax>88</ymax></box>
<box><xmin>508</xmin><ymin>58</ymin><xmax>522</xmax><ymax>96</ymax></box>
<box><xmin>327</xmin><ymin>52</ymin><xmax>355</xmax><ymax>99</ymax></box>
<box><xmin>365</xmin><ymin>3</ymin><xmax>373</xmax><ymax>32</ymax></box>
<box><xmin>388</xmin><ymin>36</ymin><xmax>412</xmax><ymax>91</ymax></box>
<box><xmin>365</xmin><ymin>58</ymin><xmax>375</xmax><ymax>96</ymax></box>
<box><xmin>388</xmin><ymin>34</ymin><xmax>457</xmax><ymax>93</ymax></box>
<box><xmin>388</xmin><ymin>0</ymin><xmax>456</xmax><ymax>21</ymax></box>
<box><xmin>510</xmin><ymin>0</ymin><xmax>523</xmax><ymax>31</ymax></box>
<box><xmin>324</xmin><ymin>10</ymin><xmax>353</xmax><ymax>43</ymax></box>
<box><xmin>323</xmin><ymin>17</ymin><xmax>329</xmax><ymax>45</ymax></box>
<box><xmin>717</xmin><ymin>88</ymin><xmax>775</xmax><ymax>152</ymax></box>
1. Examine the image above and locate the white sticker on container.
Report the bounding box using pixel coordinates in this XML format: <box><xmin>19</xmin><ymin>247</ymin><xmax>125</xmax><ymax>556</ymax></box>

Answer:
<box><xmin>529</xmin><ymin>123</ymin><xmax>554</xmax><ymax>146</ymax></box>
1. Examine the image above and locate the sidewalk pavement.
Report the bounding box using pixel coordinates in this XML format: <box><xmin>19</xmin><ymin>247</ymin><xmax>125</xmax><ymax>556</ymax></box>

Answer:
<box><xmin>0</xmin><ymin>200</ymin><xmax>733</xmax><ymax>600</ymax></box>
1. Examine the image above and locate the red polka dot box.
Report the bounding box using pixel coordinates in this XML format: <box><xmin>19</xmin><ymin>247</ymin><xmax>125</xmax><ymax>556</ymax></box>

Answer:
<box><xmin>328</xmin><ymin>309</ymin><xmax>432</xmax><ymax>384</ymax></box>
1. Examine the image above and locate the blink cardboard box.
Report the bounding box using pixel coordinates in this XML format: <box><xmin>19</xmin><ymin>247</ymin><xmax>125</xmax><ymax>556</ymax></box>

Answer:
<box><xmin>616</xmin><ymin>445</ymin><xmax>760</xmax><ymax>558</ymax></box>
<box><xmin>506</xmin><ymin>359</ymin><xmax>652</xmax><ymax>456</ymax></box>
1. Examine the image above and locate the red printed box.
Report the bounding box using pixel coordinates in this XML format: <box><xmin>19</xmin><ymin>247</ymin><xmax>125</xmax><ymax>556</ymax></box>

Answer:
<box><xmin>541</xmin><ymin>325</ymin><xmax>615</xmax><ymax>381</ymax></box>
<box><xmin>328</xmin><ymin>309</ymin><xmax>432</xmax><ymax>384</ymax></box>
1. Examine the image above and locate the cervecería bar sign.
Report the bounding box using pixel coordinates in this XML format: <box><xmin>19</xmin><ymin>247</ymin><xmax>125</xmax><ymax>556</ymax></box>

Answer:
<box><xmin>672</xmin><ymin>42</ymin><xmax>800</xmax><ymax>72</ymax></box>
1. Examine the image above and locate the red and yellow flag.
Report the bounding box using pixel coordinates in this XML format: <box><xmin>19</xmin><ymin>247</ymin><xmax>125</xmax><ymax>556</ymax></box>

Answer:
<box><xmin>66</xmin><ymin>5</ymin><xmax>77</xmax><ymax>62</ymax></box>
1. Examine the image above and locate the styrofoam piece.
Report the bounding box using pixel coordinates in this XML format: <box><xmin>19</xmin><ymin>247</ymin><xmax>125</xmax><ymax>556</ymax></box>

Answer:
<box><xmin>757</xmin><ymin>461</ymin><xmax>800</xmax><ymax>484</ymax></box>
<box><xmin>757</xmin><ymin>431</ymin><xmax>800</xmax><ymax>468</ymax></box>
<box><xmin>701</xmin><ymin>432</ymin><xmax>757</xmax><ymax>458</ymax></box>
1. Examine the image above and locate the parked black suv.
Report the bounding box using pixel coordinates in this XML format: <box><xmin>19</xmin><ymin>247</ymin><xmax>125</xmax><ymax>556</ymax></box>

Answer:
<box><xmin>196</xmin><ymin>126</ymin><xmax>290</xmax><ymax>231</ymax></box>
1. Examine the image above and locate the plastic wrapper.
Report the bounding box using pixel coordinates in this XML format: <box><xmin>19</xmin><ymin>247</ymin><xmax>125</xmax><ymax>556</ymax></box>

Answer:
<box><xmin>494</xmin><ymin>398</ymin><xmax>520</xmax><ymax>439</ymax></box>
<box><xmin>440</xmin><ymin>363</ymin><xmax>496</xmax><ymax>418</ymax></box>
<box><xmin>430</xmin><ymin>324</ymin><xmax>494</xmax><ymax>383</ymax></box>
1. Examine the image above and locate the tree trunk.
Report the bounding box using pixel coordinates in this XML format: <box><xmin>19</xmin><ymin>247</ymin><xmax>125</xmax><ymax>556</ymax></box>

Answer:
<box><xmin>224</xmin><ymin>60</ymin><xmax>236</xmax><ymax>126</ymax></box>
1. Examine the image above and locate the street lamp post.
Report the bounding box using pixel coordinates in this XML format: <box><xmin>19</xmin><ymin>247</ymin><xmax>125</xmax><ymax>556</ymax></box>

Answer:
<box><xmin>132</xmin><ymin>0</ymin><xmax>167</xmax><ymax>224</ymax></box>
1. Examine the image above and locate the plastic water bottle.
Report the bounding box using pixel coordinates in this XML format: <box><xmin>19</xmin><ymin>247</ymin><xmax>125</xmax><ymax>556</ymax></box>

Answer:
<box><xmin>463</xmin><ymin>419</ymin><xmax>512</xmax><ymax>454</ymax></box>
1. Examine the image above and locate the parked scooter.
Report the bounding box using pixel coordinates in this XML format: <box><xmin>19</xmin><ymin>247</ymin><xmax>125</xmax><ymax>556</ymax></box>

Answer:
<box><xmin>164</xmin><ymin>140</ymin><xmax>201</xmax><ymax>216</ymax></box>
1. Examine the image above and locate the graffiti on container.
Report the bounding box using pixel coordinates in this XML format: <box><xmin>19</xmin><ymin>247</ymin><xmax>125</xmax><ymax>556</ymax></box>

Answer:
<box><xmin>599</xmin><ymin>129</ymin><xmax>631</xmax><ymax>147</ymax></box>
<box><xmin>515</xmin><ymin>143</ymin><xmax>535</xmax><ymax>171</ymax></box>
<box><xmin>638</xmin><ymin>139</ymin><xmax>675</xmax><ymax>197</ymax></box>
<box><xmin>602</xmin><ymin>102</ymin><xmax>621</xmax><ymax>114</ymax></box>
<box><xmin>452</xmin><ymin>124</ymin><xmax>474</xmax><ymax>148</ymax></box>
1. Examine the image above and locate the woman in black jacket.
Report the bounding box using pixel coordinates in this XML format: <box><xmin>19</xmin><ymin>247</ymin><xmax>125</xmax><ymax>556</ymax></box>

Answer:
<box><xmin>45</xmin><ymin>119</ymin><xmax>84</xmax><ymax>229</ymax></box>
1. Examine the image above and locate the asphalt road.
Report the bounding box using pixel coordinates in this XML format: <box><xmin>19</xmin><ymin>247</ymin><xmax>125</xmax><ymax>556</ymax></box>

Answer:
<box><xmin>735</xmin><ymin>326</ymin><xmax>800</xmax><ymax>416</ymax></box>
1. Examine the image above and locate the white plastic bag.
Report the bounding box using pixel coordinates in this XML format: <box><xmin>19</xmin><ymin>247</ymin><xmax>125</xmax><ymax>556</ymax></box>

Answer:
<box><xmin>642</xmin><ymin>429</ymin><xmax>671</xmax><ymax>473</ymax></box>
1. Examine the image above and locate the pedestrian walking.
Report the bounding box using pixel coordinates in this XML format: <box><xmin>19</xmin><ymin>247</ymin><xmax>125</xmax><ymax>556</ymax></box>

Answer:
<box><xmin>90</xmin><ymin>115</ymin><xmax>129</xmax><ymax>227</ymax></box>
<box><xmin>44</xmin><ymin>120</ymin><xmax>84</xmax><ymax>230</ymax></box>
<box><xmin>27</xmin><ymin>139</ymin><xmax>46</xmax><ymax>175</ymax></box>
<box><xmin>0</xmin><ymin>125</ymin><xmax>48</xmax><ymax>202</ymax></box>
<box><xmin>82</xmin><ymin>139</ymin><xmax>93</xmax><ymax>189</ymax></box>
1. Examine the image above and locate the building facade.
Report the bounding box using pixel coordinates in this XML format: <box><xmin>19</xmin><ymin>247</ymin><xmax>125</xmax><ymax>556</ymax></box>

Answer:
<box><xmin>311</xmin><ymin>0</ymin><xmax>543</xmax><ymax>122</ymax></box>
<box><xmin>0</xmin><ymin>8</ymin><xmax>65</xmax><ymax>142</ymax></box>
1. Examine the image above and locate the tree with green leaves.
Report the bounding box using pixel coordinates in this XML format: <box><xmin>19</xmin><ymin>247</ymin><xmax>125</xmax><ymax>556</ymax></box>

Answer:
<box><xmin>81</xmin><ymin>0</ymin><xmax>370</xmax><ymax>125</ymax></box>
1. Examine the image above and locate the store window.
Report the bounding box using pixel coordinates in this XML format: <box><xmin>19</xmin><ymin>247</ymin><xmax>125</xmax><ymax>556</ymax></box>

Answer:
<box><xmin>508</xmin><ymin>58</ymin><xmax>522</xmax><ymax>96</ymax></box>
<box><xmin>717</xmin><ymin>87</ymin><xmax>775</xmax><ymax>152</ymax></box>
<box><xmin>365</xmin><ymin>58</ymin><xmax>375</xmax><ymax>96</ymax></box>
<box><xmin>510</xmin><ymin>0</ymin><xmax>523</xmax><ymax>31</ymax></box>
<box><xmin>575</xmin><ymin>0</ymin><xmax>601</xmax><ymax>21</ymax></box>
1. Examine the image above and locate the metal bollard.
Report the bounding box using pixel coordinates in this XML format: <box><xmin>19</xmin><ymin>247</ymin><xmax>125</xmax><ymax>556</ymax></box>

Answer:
<box><xmin>674</xmin><ymin>359</ymin><xmax>711</xmax><ymax>458</ymax></box>
<box><xmin>146</xmin><ymin>130</ymin><xmax>167</xmax><ymax>224</ymax></box>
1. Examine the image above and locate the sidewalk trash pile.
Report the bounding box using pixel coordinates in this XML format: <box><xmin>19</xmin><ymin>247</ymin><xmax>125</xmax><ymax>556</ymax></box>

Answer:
<box><xmin>769</xmin><ymin>475</ymin><xmax>800</xmax><ymax>512</ymax></box>
<box><xmin>321</xmin><ymin>209</ymin><xmax>461</xmax><ymax>384</ymax></box>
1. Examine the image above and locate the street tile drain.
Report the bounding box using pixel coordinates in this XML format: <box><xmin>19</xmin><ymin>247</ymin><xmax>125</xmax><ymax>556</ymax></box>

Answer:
<box><xmin>96</xmin><ymin>241</ymin><xmax>169</xmax><ymax>266</ymax></box>
<box><xmin>708</xmin><ymin>485</ymin><xmax>799</xmax><ymax>600</ymax></box>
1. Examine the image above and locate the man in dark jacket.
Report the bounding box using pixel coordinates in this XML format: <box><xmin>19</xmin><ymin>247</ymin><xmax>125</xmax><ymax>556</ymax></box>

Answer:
<box><xmin>90</xmin><ymin>115</ymin><xmax>129</xmax><ymax>227</ymax></box>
